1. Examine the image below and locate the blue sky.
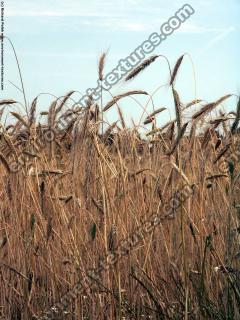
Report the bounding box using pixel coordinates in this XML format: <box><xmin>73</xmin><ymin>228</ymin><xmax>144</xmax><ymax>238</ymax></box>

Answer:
<box><xmin>3</xmin><ymin>0</ymin><xmax>240</xmax><ymax>125</ymax></box>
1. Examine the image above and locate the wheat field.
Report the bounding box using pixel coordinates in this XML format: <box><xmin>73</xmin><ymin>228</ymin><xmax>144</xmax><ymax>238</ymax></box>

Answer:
<box><xmin>0</xmin><ymin>54</ymin><xmax>240</xmax><ymax>319</ymax></box>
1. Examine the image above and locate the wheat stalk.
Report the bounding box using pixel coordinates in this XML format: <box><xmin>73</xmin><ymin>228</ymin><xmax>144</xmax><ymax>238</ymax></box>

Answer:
<box><xmin>0</xmin><ymin>99</ymin><xmax>17</xmax><ymax>105</ymax></box>
<box><xmin>172</xmin><ymin>89</ymin><xmax>182</xmax><ymax>134</ymax></box>
<box><xmin>231</xmin><ymin>96</ymin><xmax>240</xmax><ymax>134</ymax></box>
<box><xmin>167</xmin><ymin>122</ymin><xmax>188</xmax><ymax>155</ymax></box>
<box><xmin>10</xmin><ymin>112</ymin><xmax>29</xmax><ymax>128</ymax></box>
<box><xmin>0</xmin><ymin>152</ymin><xmax>10</xmax><ymax>173</ymax></box>
<box><xmin>125</xmin><ymin>55</ymin><xmax>159</xmax><ymax>81</ymax></box>
<box><xmin>170</xmin><ymin>54</ymin><xmax>184</xmax><ymax>86</ymax></box>
<box><xmin>192</xmin><ymin>94</ymin><xmax>232</xmax><ymax>120</ymax></box>
<box><xmin>103</xmin><ymin>90</ymin><xmax>148</xmax><ymax>112</ymax></box>
<box><xmin>144</xmin><ymin>107</ymin><xmax>166</xmax><ymax>123</ymax></box>
<box><xmin>98</xmin><ymin>52</ymin><xmax>108</xmax><ymax>81</ymax></box>
<box><xmin>29</xmin><ymin>97</ymin><xmax>38</xmax><ymax>126</ymax></box>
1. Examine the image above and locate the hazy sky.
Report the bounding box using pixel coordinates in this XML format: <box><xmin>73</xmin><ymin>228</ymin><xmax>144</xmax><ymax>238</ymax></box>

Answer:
<box><xmin>3</xmin><ymin>0</ymin><xmax>240</xmax><ymax>124</ymax></box>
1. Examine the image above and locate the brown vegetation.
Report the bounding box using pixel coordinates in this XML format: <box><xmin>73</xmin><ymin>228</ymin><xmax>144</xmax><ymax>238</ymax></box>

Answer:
<box><xmin>0</xmin><ymin>55</ymin><xmax>240</xmax><ymax>319</ymax></box>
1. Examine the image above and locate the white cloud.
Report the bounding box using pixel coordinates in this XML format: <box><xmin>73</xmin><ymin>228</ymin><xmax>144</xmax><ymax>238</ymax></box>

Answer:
<box><xmin>6</xmin><ymin>0</ymin><xmax>143</xmax><ymax>17</ymax></box>
<box><xmin>176</xmin><ymin>23</ymin><xmax>228</xmax><ymax>34</ymax></box>
<box><xmin>5</xmin><ymin>0</ymin><xmax>173</xmax><ymax>18</ymax></box>
<box><xmin>6</xmin><ymin>10</ymin><xmax>114</xmax><ymax>17</ymax></box>
<box><xmin>17</xmin><ymin>51</ymin><xmax>97</xmax><ymax>58</ymax></box>
<box><xmin>79</xmin><ymin>19</ymin><xmax>149</xmax><ymax>31</ymax></box>
<box><xmin>6</xmin><ymin>0</ymin><xmax>238</xmax><ymax>36</ymax></box>
<box><xmin>198</xmin><ymin>26</ymin><xmax>236</xmax><ymax>55</ymax></box>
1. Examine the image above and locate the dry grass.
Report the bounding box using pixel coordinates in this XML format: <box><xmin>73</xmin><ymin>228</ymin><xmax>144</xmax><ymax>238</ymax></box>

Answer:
<box><xmin>0</xmin><ymin>56</ymin><xmax>240</xmax><ymax>320</ymax></box>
